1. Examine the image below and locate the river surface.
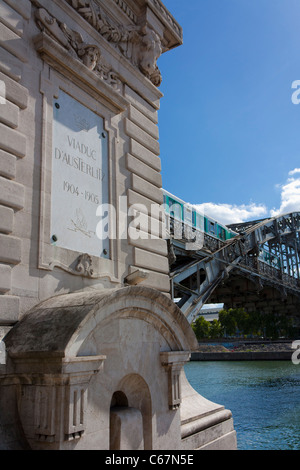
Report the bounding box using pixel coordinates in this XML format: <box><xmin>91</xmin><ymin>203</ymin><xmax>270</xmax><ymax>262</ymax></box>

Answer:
<box><xmin>184</xmin><ymin>361</ymin><xmax>300</xmax><ymax>450</ymax></box>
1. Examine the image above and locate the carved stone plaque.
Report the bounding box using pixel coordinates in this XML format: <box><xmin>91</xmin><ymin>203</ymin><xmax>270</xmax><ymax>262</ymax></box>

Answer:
<box><xmin>51</xmin><ymin>91</ymin><xmax>109</xmax><ymax>258</ymax></box>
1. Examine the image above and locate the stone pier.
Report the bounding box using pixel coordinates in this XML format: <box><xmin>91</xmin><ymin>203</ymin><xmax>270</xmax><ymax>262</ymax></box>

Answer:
<box><xmin>0</xmin><ymin>0</ymin><xmax>237</xmax><ymax>450</ymax></box>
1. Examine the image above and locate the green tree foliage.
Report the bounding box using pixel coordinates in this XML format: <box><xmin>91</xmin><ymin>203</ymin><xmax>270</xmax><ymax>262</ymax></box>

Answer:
<box><xmin>246</xmin><ymin>310</ymin><xmax>262</xmax><ymax>337</ymax></box>
<box><xmin>192</xmin><ymin>316</ymin><xmax>211</xmax><ymax>339</ymax></box>
<box><xmin>219</xmin><ymin>308</ymin><xmax>294</xmax><ymax>339</ymax></box>
<box><xmin>192</xmin><ymin>308</ymin><xmax>295</xmax><ymax>340</ymax></box>
<box><xmin>209</xmin><ymin>319</ymin><xmax>224</xmax><ymax>339</ymax></box>
<box><xmin>260</xmin><ymin>312</ymin><xmax>293</xmax><ymax>340</ymax></box>
<box><xmin>192</xmin><ymin>316</ymin><xmax>224</xmax><ymax>340</ymax></box>
<box><xmin>218</xmin><ymin>309</ymin><xmax>237</xmax><ymax>336</ymax></box>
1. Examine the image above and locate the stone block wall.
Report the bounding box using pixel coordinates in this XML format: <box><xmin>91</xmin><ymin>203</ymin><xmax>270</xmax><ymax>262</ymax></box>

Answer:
<box><xmin>0</xmin><ymin>0</ymin><xmax>183</xmax><ymax>330</ymax></box>
<box><xmin>0</xmin><ymin>1</ymin><xmax>238</xmax><ymax>451</ymax></box>
<box><xmin>0</xmin><ymin>0</ymin><xmax>31</xmax><ymax>329</ymax></box>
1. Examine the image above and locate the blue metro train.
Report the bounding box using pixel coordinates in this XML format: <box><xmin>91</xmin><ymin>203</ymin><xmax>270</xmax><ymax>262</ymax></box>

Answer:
<box><xmin>162</xmin><ymin>189</ymin><xmax>281</xmax><ymax>270</ymax></box>
<box><xmin>163</xmin><ymin>189</ymin><xmax>236</xmax><ymax>242</ymax></box>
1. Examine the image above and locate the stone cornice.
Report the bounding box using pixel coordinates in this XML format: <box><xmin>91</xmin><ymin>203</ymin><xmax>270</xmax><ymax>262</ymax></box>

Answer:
<box><xmin>147</xmin><ymin>0</ymin><xmax>183</xmax><ymax>45</ymax></box>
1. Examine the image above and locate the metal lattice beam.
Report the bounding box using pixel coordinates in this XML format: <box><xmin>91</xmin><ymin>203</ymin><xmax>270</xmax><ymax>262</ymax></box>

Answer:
<box><xmin>169</xmin><ymin>212</ymin><xmax>300</xmax><ymax>324</ymax></box>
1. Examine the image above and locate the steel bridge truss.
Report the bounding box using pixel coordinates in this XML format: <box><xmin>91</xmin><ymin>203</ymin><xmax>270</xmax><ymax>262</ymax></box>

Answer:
<box><xmin>167</xmin><ymin>212</ymin><xmax>300</xmax><ymax>324</ymax></box>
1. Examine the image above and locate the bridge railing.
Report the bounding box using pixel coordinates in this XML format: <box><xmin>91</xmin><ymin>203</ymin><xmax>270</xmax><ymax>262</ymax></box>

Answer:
<box><xmin>282</xmin><ymin>273</ymin><xmax>299</xmax><ymax>288</ymax></box>
<box><xmin>239</xmin><ymin>254</ymin><xmax>300</xmax><ymax>289</ymax></box>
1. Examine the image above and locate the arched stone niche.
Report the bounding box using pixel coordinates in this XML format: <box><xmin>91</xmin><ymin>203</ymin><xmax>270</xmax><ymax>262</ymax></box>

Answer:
<box><xmin>109</xmin><ymin>375</ymin><xmax>151</xmax><ymax>450</ymax></box>
<box><xmin>4</xmin><ymin>286</ymin><xmax>197</xmax><ymax>450</ymax></box>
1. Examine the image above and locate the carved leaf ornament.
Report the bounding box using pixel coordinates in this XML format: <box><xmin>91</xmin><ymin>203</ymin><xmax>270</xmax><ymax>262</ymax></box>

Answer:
<box><xmin>36</xmin><ymin>3</ymin><xmax>162</xmax><ymax>87</ymax></box>
<box><xmin>68</xmin><ymin>0</ymin><xmax>163</xmax><ymax>86</ymax></box>
<box><xmin>36</xmin><ymin>7</ymin><xmax>121</xmax><ymax>89</ymax></box>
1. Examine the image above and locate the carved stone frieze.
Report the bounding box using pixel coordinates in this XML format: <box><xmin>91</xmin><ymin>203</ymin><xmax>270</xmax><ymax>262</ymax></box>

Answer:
<box><xmin>112</xmin><ymin>0</ymin><xmax>138</xmax><ymax>23</ymax></box>
<box><xmin>35</xmin><ymin>7</ymin><xmax>121</xmax><ymax>90</ymax></box>
<box><xmin>66</xmin><ymin>0</ymin><xmax>163</xmax><ymax>86</ymax></box>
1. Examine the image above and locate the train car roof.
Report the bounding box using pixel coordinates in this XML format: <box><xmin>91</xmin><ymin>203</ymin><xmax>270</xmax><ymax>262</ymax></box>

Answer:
<box><xmin>162</xmin><ymin>189</ymin><xmax>191</xmax><ymax>206</ymax></box>
<box><xmin>163</xmin><ymin>189</ymin><xmax>237</xmax><ymax>233</ymax></box>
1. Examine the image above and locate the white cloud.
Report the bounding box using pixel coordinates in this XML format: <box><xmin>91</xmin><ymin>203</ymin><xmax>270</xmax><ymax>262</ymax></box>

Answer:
<box><xmin>192</xmin><ymin>202</ymin><xmax>268</xmax><ymax>226</ymax></box>
<box><xmin>189</xmin><ymin>168</ymin><xmax>300</xmax><ymax>226</ymax></box>
<box><xmin>271</xmin><ymin>169</ymin><xmax>300</xmax><ymax>217</ymax></box>
<box><xmin>288</xmin><ymin>168</ymin><xmax>300</xmax><ymax>177</ymax></box>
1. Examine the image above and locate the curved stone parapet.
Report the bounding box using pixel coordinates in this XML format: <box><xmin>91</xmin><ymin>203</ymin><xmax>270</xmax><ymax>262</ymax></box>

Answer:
<box><xmin>2</xmin><ymin>286</ymin><xmax>236</xmax><ymax>450</ymax></box>
<box><xmin>5</xmin><ymin>286</ymin><xmax>198</xmax><ymax>358</ymax></box>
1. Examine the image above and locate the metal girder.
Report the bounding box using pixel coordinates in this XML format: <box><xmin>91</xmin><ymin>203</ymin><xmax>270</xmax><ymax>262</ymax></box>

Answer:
<box><xmin>170</xmin><ymin>212</ymin><xmax>300</xmax><ymax>324</ymax></box>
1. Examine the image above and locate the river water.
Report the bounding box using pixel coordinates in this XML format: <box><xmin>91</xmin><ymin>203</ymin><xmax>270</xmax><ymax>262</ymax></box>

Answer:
<box><xmin>184</xmin><ymin>361</ymin><xmax>300</xmax><ymax>450</ymax></box>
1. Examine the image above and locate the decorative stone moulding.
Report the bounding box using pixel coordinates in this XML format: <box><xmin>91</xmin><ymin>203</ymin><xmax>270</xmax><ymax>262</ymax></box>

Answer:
<box><xmin>35</xmin><ymin>4</ymin><xmax>164</xmax><ymax>87</ymax></box>
<box><xmin>160</xmin><ymin>351</ymin><xmax>191</xmax><ymax>410</ymax></box>
<box><xmin>9</xmin><ymin>354</ymin><xmax>106</xmax><ymax>445</ymax></box>
<box><xmin>35</xmin><ymin>7</ymin><xmax>123</xmax><ymax>94</ymax></box>
<box><xmin>112</xmin><ymin>0</ymin><xmax>138</xmax><ymax>23</ymax></box>
<box><xmin>34</xmin><ymin>13</ymin><xmax>129</xmax><ymax>283</ymax></box>
<box><xmin>64</xmin><ymin>0</ymin><xmax>163</xmax><ymax>86</ymax></box>
<box><xmin>34</xmin><ymin>32</ymin><xmax>128</xmax><ymax>115</ymax></box>
<box><xmin>75</xmin><ymin>254</ymin><xmax>94</xmax><ymax>278</ymax></box>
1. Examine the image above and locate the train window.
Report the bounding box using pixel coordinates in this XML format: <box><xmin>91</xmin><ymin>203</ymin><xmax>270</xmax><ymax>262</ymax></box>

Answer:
<box><xmin>192</xmin><ymin>211</ymin><xmax>196</xmax><ymax>227</ymax></box>
<box><xmin>197</xmin><ymin>214</ymin><xmax>204</xmax><ymax>231</ymax></box>
<box><xmin>219</xmin><ymin>227</ymin><xmax>226</xmax><ymax>240</ymax></box>
<box><xmin>169</xmin><ymin>198</ymin><xmax>182</xmax><ymax>221</ymax></box>
<box><xmin>209</xmin><ymin>221</ymin><xmax>215</xmax><ymax>234</ymax></box>
<box><xmin>184</xmin><ymin>206</ymin><xmax>192</xmax><ymax>225</ymax></box>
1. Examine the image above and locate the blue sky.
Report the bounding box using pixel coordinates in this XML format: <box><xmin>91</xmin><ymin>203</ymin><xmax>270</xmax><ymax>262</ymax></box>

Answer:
<box><xmin>157</xmin><ymin>0</ymin><xmax>300</xmax><ymax>225</ymax></box>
